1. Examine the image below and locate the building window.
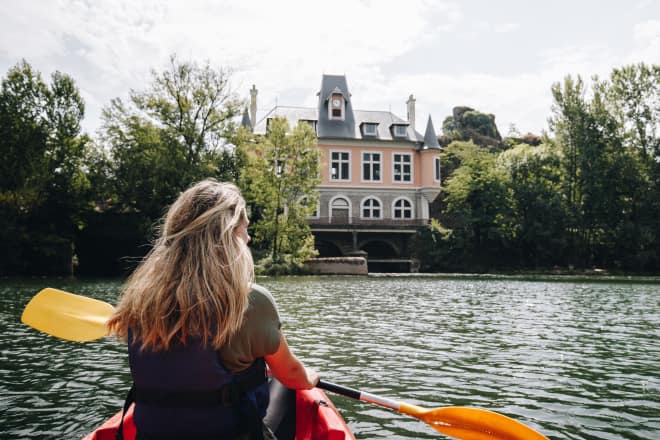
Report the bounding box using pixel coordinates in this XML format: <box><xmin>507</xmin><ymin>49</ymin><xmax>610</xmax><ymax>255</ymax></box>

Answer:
<box><xmin>393</xmin><ymin>198</ymin><xmax>413</xmax><ymax>219</ymax></box>
<box><xmin>274</xmin><ymin>159</ymin><xmax>285</xmax><ymax>176</ymax></box>
<box><xmin>392</xmin><ymin>124</ymin><xmax>408</xmax><ymax>137</ymax></box>
<box><xmin>362</xmin><ymin>152</ymin><xmax>381</xmax><ymax>181</ymax></box>
<box><xmin>434</xmin><ymin>156</ymin><xmax>440</xmax><ymax>181</ymax></box>
<box><xmin>393</xmin><ymin>153</ymin><xmax>412</xmax><ymax>182</ymax></box>
<box><xmin>330</xmin><ymin>151</ymin><xmax>350</xmax><ymax>181</ymax></box>
<box><xmin>361</xmin><ymin>197</ymin><xmax>381</xmax><ymax>218</ymax></box>
<box><xmin>362</xmin><ymin>123</ymin><xmax>378</xmax><ymax>136</ymax></box>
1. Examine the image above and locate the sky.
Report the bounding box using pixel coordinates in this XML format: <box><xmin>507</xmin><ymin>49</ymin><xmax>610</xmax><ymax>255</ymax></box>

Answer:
<box><xmin>1</xmin><ymin>0</ymin><xmax>659</xmax><ymax>138</ymax></box>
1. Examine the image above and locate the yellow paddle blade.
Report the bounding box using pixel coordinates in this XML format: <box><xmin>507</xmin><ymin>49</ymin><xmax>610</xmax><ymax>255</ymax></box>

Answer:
<box><xmin>399</xmin><ymin>403</ymin><xmax>548</xmax><ymax>440</ymax></box>
<box><xmin>21</xmin><ymin>288</ymin><xmax>115</xmax><ymax>342</ymax></box>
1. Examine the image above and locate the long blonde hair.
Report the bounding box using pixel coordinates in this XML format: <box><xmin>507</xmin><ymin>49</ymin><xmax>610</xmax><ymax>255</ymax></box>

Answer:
<box><xmin>108</xmin><ymin>179</ymin><xmax>254</xmax><ymax>351</ymax></box>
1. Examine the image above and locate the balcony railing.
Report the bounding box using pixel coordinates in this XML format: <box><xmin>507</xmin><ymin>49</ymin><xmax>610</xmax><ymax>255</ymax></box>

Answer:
<box><xmin>306</xmin><ymin>216</ymin><xmax>430</xmax><ymax>227</ymax></box>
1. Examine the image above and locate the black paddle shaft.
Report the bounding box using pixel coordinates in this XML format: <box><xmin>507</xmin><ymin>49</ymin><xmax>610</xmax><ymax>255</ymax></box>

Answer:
<box><xmin>317</xmin><ymin>380</ymin><xmax>361</xmax><ymax>400</ymax></box>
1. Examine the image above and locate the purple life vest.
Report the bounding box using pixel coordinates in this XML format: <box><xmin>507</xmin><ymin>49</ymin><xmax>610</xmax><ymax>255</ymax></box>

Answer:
<box><xmin>127</xmin><ymin>331</ymin><xmax>269</xmax><ymax>438</ymax></box>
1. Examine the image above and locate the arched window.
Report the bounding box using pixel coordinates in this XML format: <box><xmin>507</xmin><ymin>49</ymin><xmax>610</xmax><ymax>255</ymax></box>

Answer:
<box><xmin>393</xmin><ymin>198</ymin><xmax>413</xmax><ymax>219</ymax></box>
<box><xmin>361</xmin><ymin>197</ymin><xmax>381</xmax><ymax>219</ymax></box>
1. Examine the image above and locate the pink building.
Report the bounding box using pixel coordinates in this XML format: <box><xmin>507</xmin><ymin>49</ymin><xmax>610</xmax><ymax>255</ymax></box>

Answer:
<box><xmin>248</xmin><ymin>75</ymin><xmax>441</xmax><ymax>271</ymax></box>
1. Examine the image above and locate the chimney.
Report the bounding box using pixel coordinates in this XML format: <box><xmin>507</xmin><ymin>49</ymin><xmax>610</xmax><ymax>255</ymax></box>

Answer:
<box><xmin>250</xmin><ymin>85</ymin><xmax>258</xmax><ymax>127</ymax></box>
<box><xmin>406</xmin><ymin>94</ymin><xmax>416</xmax><ymax>130</ymax></box>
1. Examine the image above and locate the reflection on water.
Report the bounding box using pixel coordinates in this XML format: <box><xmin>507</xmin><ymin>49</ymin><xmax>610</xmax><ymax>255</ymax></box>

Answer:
<box><xmin>1</xmin><ymin>276</ymin><xmax>658</xmax><ymax>439</ymax></box>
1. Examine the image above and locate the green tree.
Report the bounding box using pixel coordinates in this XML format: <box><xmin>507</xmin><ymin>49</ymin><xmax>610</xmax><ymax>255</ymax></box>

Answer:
<box><xmin>43</xmin><ymin>72</ymin><xmax>92</xmax><ymax>231</ymax></box>
<box><xmin>436</xmin><ymin>141</ymin><xmax>517</xmax><ymax>269</ymax></box>
<box><xmin>0</xmin><ymin>61</ymin><xmax>49</xmax><ymax>195</ymax></box>
<box><xmin>239</xmin><ymin>117</ymin><xmax>320</xmax><ymax>268</ymax></box>
<box><xmin>549</xmin><ymin>71</ymin><xmax>653</xmax><ymax>269</ymax></box>
<box><xmin>0</xmin><ymin>61</ymin><xmax>90</xmax><ymax>275</ymax></box>
<box><xmin>549</xmin><ymin>75</ymin><xmax>600</xmax><ymax>266</ymax></box>
<box><xmin>99</xmin><ymin>55</ymin><xmax>242</xmax><ymax>220</ymax></box>
<box><xmin>599</xmin><ymin>64</ymin><xmax>659</xmax><ymax>269</ymax></box>
<box><xmin>605</xmin><ymin>63</ymin><xmax>659</xmax><ymax>159</ymax></box>
<box><xmin>497</xmin><ymin>143</ymin><xmax>567</xmax><ymax>267</ymax></box>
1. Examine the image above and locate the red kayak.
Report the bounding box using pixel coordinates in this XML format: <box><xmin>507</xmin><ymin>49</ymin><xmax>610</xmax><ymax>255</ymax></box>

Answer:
<box><xmin>83</xmin><ymin>381</ymin><xmax>355</xmax><ymax>440</ymax></box>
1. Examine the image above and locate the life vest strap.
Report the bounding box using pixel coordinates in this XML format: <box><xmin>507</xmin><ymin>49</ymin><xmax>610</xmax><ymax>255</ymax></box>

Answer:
<box><xmin>133</xmin><ymin>380</ymin><xmax>257</xmax><ymax>407</ymax></box>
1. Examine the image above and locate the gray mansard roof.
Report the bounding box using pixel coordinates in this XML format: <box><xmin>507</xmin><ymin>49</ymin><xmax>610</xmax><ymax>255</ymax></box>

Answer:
<box><xmin>253</xmin><ymin>74</ymin><xmax>440</xmax><ymax>149</ymax></box>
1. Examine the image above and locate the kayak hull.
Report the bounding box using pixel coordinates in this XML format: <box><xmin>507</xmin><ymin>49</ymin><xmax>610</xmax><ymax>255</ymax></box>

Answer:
<box><xmin>83</xmin><ymin>383</ymin><xmax>355</xmax><ymax>440</ymax></box>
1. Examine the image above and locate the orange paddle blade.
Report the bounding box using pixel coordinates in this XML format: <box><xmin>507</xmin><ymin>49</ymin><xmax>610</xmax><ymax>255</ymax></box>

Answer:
<box><xmin>400</xmin><ymin>404</ymin><xmax>548</xmax><ymax>440</ymax></box>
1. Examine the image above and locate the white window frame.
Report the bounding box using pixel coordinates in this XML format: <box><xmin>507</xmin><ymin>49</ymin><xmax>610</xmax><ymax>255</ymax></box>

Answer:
<box><xmin>434</xmin><ymin>156</ymin><xmax>441</xmax><ymax>182</ymax></box>
<box><xmin>392</xmin><ymin>152</ymin><xmax>413</xmax><ymax>183</ymax></box>
<box><xmin>392</xmin><ymin>197</ymin><xmax>414</xmax><ymax>220</ymax></box>
<box><xmin>361</xmin><ymin>151</ymin><xmax>383</xmax><ymax>182</ymax></box>
<box><xmin>362</xmin><ymin>123</ymin><xmax>378</xmax><ymax>136</ymax></box>
<box><xmin>329</xmin><ymin>195</ymin><xmax>352</xmax><ymax>222</ymax></box>
<box><xmin>393</xmin><ymin>124</ymin><xmax>408</xmax><ymax>137</ymax></box>
<box><xmin>329</xmin><ymin>150</ymin><xmax>351</xmax><ymax>181</ymax></box>
<box><xmin>360</xmin><ymin>196</ymin><xmax>383</xmax><ymax>219</ymax></box>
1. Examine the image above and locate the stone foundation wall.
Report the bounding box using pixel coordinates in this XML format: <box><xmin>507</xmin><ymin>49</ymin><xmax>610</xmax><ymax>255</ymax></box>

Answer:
<box><xmin>305</xmin><ymin>257</ymin><xmax>368</xmax><ymax>275</ymax></box>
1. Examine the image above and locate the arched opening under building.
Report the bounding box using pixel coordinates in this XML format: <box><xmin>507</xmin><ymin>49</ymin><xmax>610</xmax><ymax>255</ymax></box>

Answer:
<box><xmin>361</xmin><ymin>240</ymin><xmax>412</xmax><ymax>272</ymax></box>
<box><xmin>315</xmin><ymin>240</ymin><xmax>343</xmax><ymax>257</ymax></box>
<box><xmin>361</xmin><ymin>240</ymin><xmax>398</xmax><ymax>258</ymax></box>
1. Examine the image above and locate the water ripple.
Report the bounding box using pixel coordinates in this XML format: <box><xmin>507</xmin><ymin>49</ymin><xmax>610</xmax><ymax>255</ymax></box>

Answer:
<box><xmin>1</xmin><ymin>277</ymin><xmax>658</xmax><ymax>439</ymax></box>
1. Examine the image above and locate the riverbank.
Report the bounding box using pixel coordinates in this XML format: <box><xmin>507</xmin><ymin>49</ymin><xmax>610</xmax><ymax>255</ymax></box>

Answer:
<box><xmin>367</xmin><ymin>270</ymin><xmax>660</xmax><ymax>283</ymax></box>
<box><xmin>3</xmin><ymin>269</ymin><xmax>660</xmax><ymax>284</ymax></box>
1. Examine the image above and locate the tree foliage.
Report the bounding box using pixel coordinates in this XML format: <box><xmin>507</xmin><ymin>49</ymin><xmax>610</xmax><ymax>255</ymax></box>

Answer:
<box><xmin>497</xmin><ymin>143</ymin><xmax>566</xmax><ymax>266</ymax></box>
<box><xmin>0</xmin><ymin>60</ymin><xmax>90</xmax><ymax>274</ymax></box>
<box><xmin>433</xmin><ymin>141</ymin><xmax>517</xmax><ymax>269</ymax></box>
<box><xmin>605</xmin><ymin>63</ymin><xmax>659</xmax><ymax>159</ymax></box>
<box><xmin>239</xmin><ymin>117</ymin><xmax>320</xmax><ymax>269</ymax></box>
<box><xmin>423</xmin><ymin>63</ymin><xmax>659</xmax><ymax>272</ymax></box>
<box><xmin>99</xmin><ymin>55</ymin><xmax>242</xmax><ymax>220</ymax></box>
<box><xmin>1</xmin><ymin>59</ymin><xmax>658</xmax><ymax>275</ymax></box>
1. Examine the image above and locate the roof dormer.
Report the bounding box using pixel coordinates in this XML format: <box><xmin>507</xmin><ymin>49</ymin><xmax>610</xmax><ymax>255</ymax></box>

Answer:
<box><xmin>390</xmin><ymin>123</ymin><xmax>409</xmax><ymax>139</ymax></box>
<box><xmin>360</xmin><ymin>122</ymin><xmax>379</xmax><ymax>137</ymax></box>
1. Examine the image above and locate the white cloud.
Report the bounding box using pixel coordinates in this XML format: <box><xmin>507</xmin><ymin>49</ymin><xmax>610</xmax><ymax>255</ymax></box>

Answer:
<box><xmin>629</xmin><ymin>19</ymin><xmax>660</xmax><ymax>64</ymax></box>
<box><xmin>494</xmin><ymin>22</ymin><xmax>520</xmax><ymax>33</ymax></box>
<box><xmin>0</xmin><ymin>0</ymin><xmax>657</xmax><ymax>139</ymax></box>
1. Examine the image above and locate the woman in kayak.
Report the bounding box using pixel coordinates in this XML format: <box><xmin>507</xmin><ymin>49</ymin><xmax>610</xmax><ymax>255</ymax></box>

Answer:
<box><xmin>108</xmin><ymin>179</ymin><xmax>319</xmax><ymax>439</ymax></box>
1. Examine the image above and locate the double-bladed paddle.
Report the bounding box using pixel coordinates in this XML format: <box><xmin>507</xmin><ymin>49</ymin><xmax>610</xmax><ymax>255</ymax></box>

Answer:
<box><xmin>317</xmin><ymin>380</ymin><xmax>547</xmax><ymax>440</ymax></box>
<box><xmin>21</xmin><ymin>288</ymin><xmax>548</xmax><ymax>440</ymax></box>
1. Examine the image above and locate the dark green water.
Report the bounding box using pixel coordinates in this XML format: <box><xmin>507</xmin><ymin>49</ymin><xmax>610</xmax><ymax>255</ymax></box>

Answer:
<box><xmin>1</xmin><ymin>276</ymin><xmax>658</xmax><ymax>439</ymax></box>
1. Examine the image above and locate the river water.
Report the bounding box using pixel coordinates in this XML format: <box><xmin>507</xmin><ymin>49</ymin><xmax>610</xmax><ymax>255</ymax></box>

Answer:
<box><xmin>1</xmin><ymin>275</ymin><xmax>658</xmax><ymax>439</ymax></box>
